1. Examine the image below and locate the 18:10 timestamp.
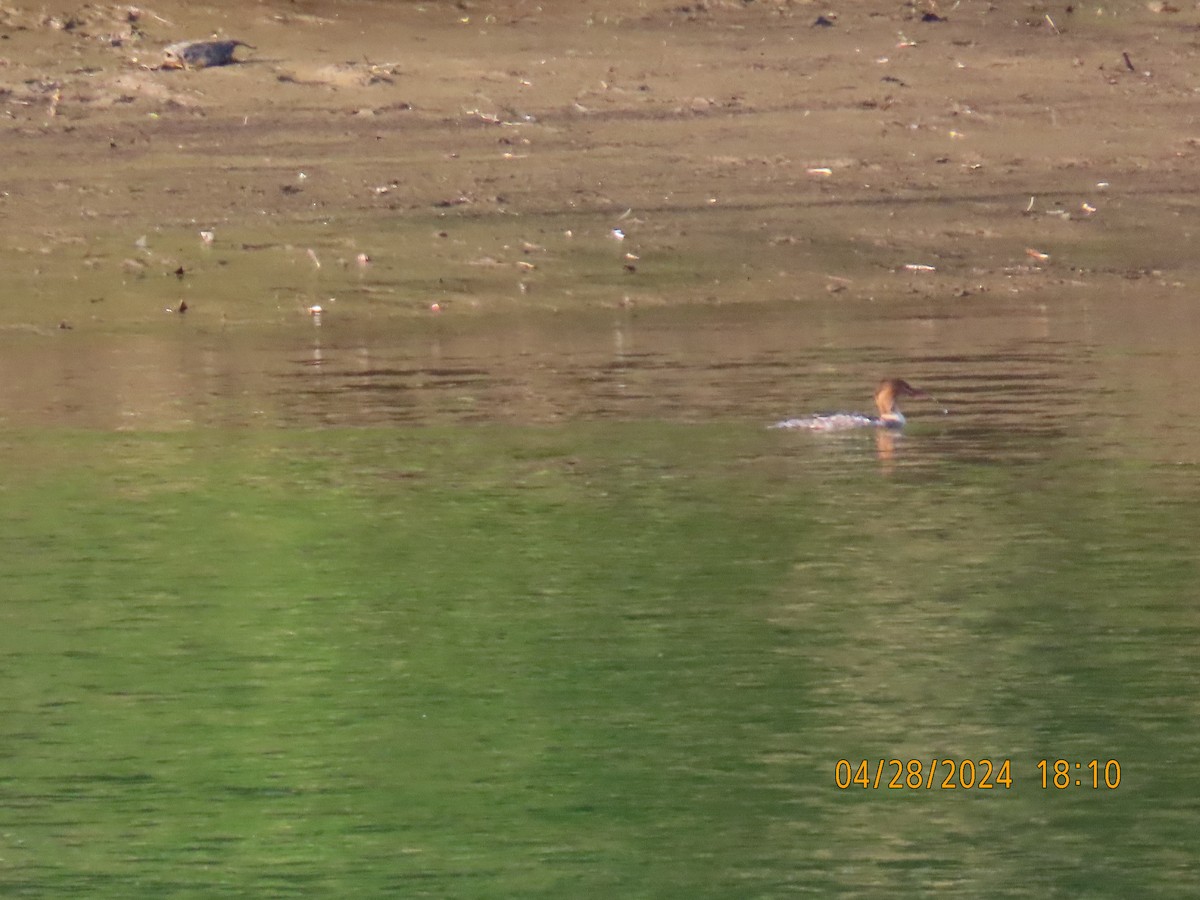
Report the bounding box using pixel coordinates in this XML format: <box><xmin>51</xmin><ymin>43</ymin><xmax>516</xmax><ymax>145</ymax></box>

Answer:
<box><xmin>1038</xmin><ymin>759</ymin><xmax>1121</xmax><ymax>789</ymax></box>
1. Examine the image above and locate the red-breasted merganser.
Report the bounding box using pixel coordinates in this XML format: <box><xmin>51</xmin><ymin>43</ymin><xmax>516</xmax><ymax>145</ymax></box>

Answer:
<box><xmin>770</xmin><ymin>378</ymin><xmax>943</xmax><ymax>431</ymax></box>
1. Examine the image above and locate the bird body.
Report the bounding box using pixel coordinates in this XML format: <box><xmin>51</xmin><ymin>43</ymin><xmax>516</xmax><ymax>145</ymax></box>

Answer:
<box><xmin>770</xmin><ymin>379</ymin><xmax>939</xmax><ymax>431</ymax></box>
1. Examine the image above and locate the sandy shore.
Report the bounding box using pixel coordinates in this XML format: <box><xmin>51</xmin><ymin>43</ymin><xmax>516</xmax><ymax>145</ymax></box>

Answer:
<box><xmin>1</xmin><ymin>0</ymin><xmax>1197</xmax><ymax>315</ymax></box>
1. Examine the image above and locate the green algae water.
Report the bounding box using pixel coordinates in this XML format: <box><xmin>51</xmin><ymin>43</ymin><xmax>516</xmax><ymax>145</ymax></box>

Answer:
<box><xmin>2</xmin><ymin>279</ymin><xmax>1199</xmax><ymax>899</ymax></box>
<box><xmin>2</xmin><ymin>376</ymin><xmax>1199</xmax><ymax>896</ymax></box>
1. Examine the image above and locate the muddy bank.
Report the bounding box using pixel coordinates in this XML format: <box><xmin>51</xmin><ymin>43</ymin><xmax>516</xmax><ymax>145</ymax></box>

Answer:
<box><xmin>1</xmin><ymin>0</ymin><xmax>1198</xmax><ymax>330</ymax></box>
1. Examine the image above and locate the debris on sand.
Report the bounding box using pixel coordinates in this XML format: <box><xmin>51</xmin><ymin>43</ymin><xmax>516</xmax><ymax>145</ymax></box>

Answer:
<box><xmin>159</xmin><ymin>40</ymin><xmax>254</xmax><ymax>70</ymax></box>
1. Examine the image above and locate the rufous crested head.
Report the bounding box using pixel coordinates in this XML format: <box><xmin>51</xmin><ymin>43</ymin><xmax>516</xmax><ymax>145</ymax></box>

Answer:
<box><xmin>874</xmin><ymin>378</ymin><xmax>929</xmax><ymax>417</ymax></box>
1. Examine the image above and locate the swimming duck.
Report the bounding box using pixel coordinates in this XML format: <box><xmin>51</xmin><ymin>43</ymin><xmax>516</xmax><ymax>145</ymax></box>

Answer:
<box><xmin>770</xmin><ymin>378</ymin><xmax>942</xmax><ymax>431</ymax></box>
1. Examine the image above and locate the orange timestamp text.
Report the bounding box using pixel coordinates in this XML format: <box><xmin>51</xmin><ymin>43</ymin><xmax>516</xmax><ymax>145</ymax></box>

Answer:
<box><xmin>835</xmin><ymin>758</ymin><xmax>1123</xmax><ymax>790</ymax></box>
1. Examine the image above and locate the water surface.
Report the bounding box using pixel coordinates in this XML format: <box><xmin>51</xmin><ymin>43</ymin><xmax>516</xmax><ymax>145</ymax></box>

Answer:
<box><xmin>2</xmin><ymin>282</ymin><xmax>1199</xmax><ymax>897</ymax></box>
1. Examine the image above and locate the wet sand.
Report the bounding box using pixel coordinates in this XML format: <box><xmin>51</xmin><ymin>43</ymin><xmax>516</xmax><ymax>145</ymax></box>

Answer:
<box><xmin>1</xmin><ymin>0</ymin><xmax>1198</xmax><ymax>323</ymax></box>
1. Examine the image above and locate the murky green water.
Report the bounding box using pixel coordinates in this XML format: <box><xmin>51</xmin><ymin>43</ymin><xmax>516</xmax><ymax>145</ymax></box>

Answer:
<box><xmin>2</xmin><ymin>283</ymin><xmax>1199</xmax><ymax>897</ymax></box>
